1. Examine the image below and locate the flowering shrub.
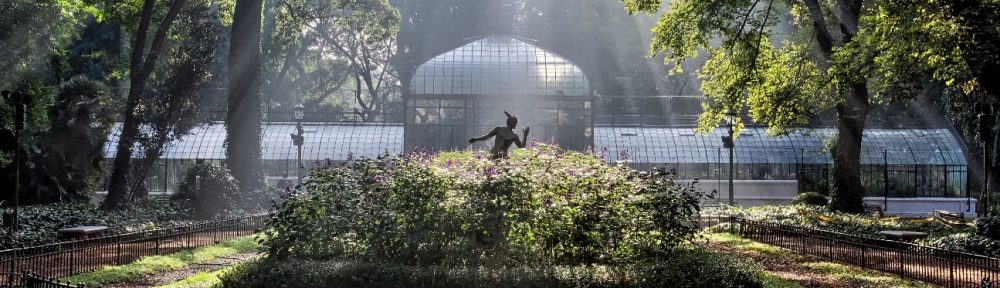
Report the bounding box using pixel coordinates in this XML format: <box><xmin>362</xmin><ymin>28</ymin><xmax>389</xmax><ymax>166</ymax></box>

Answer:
<box><xmin>263</xmin><ymin>144</ymin><xmax>707</xmax><ymax>266</ymax></box>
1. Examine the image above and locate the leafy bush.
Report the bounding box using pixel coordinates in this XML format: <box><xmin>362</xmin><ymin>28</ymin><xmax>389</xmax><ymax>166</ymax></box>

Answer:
<box><xmin>0</xmin><ymin>201</ymin><xmax>189</xmax><ymax>248</ymax></box>
<box><xmin>709</xmin><ymin>205</ymin><xmax>967</xmax><ymax>238</ymax></box>
<box><xmin>976</xmin><ymin>210</ymin><xmax>1000</xmax><ymax>240</ymax></box>
<box><xmin>218</xmin><ymin>248</ymin><xmax>765</xmax><ymax>288</ymax></box>
<box><xmin>919</xmin><ymin>233</ymin><xmax>1000</xmax><ymax>257</ymax></box>
<box><xmin>264</xmin><ymin>144</ymin><xmax>706</xmax><ymax>266</ymax></box>
<box><xmin>793</xmin><ymin>192</ymin><xmax>829</xmax><ymax>206</ymax></box>
<box><xmin>173</xmin><ymin>162</ymin><xmax>276</xmax><ymax>219</ymax></box>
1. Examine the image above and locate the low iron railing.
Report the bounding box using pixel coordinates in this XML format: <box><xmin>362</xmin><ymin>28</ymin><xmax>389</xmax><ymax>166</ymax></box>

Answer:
<box><xmin>715</xmin><ymin>216</ymin><xmax>1000</xmax><ymax>288</ymax></box>
<box><xmin>0</xmin><ymin>213</ymin><xmax>271</xmax><ymax>286</ymax></box>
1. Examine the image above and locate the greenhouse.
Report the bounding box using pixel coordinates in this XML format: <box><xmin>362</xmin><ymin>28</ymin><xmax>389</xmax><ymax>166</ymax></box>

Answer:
<box><xmin>98</xmin><ymin>34</ymin><xmax>977</xmax><ymax>216</ymax></box>
<box><xmin>595</xmin><ymin>126</ymin><xmax>968</xmax><ymax>198</ymax></box>
<box><xmin>405</xmin><ymin>35</ymin><xmax>593</xmax><ymax>151</ymax></box>
<box><xmin>102</xmin><ymin>123</ymin><xmax>402</xmax><ymax>192</ymax></box>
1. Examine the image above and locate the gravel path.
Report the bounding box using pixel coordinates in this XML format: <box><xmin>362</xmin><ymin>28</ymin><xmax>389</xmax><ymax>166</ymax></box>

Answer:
<box><xmin>103</xmin><ymin>251</ymin><xmax>261</xmax><ymax>288</ymax></box>
<box><xmin>698</xmin><ymin>237</ymin><xmax>873</xmax><ymax>288</ymax></box>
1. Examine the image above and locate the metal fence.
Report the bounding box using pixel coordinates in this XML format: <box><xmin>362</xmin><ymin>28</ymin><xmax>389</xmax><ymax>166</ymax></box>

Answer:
<box><xmin>724</xmin><ymin>216</ymin><xmax>1000</xmax><ymax>288</ymax></box>
<box><xmin>5</xmin><ymin>271</ymin><xmax>98</xmax><ymax>288</ymax></box>
<box><xmin>0</xmin><ymin>214</ymin><xmax>271</xmax><ymax>286</ymax></box>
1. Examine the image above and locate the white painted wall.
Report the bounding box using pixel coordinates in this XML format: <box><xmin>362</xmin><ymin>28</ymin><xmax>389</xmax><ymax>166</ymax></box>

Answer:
<box><xmin>864</xmin><ymin>197</ymin><xmax>978</xmax><ymax>218</ymax></box>
<box><xmin>680</xmin><ymin>179</ymin><xmax>799</xmax><ymax>206</ymax></box>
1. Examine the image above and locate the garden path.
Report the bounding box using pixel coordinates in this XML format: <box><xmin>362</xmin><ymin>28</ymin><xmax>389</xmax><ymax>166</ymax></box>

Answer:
<box><xmin>698</xmin><ymin>235</ymin><xmax>939</xmax><ymax>288</ymax></box>
<box><xmin>103</xmin><ymin>251</ymin><xmax>260</xmax><ymax>288</ymax></box>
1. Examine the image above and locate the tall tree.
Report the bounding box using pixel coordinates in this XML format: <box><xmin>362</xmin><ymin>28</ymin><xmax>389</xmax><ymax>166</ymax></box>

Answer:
<box><xmin>103</xmin><ymin>0</ymin><xmax>192</xmax><ymax>209</ymax></box>
<box><xmin>128</xmin><ymin>3</ymin><xmax>224</xmax><ymax>197</ymax></box>
<box><xmin>277</xmin><ymin>0</ymin><xmax>400</xmax><ymax>122</ymax></box>
<box><xmin>623</xmin><ymin>0</ymin><xmax>870</xmax><ymax>212</ymax></box>
<box><xmin>853</xmin><ymin>0</ymin><xmax>1000</xmax><ymax>209</ymax></box>
<box><xmin>226</xmin><ymin>0</ymin><xmax>265</xmax><ymax>193</ymax></box>
<box><xmin>942</xmin><ymin>0</ymin><xmax>1000</xmax><ymax>210</ymax></box>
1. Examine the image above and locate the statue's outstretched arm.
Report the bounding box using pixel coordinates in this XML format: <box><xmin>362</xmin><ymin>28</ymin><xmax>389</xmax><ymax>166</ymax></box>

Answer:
<box><xmin>469</xmin><ymin>128</ymin><xmax>498</xmax><ymax>143</ymax></box>
<box><xmin>514</xmin><ymin>127</ymin><xmax>530</xmax><ymax>148</ymax></box>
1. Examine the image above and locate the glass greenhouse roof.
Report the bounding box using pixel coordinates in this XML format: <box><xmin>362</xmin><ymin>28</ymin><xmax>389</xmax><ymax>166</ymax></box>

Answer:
<box><xmin>594</xmin><ymin>127</ymin><xmax>966</xmax><ymax>166</ymax></box>
<box><xmin>104</xmin><ymin>123</ymin><xmax>403</xmax><ymax>161</ymax></box>
<box><xmin>105</xmin><ymin>123</ymin><xmax>965</xmax><ymax>166</ymax></box>
<box><xmin>410</xmin><ymin>35</ymin><xmax>590</xmax><ymax>96</ymax></box>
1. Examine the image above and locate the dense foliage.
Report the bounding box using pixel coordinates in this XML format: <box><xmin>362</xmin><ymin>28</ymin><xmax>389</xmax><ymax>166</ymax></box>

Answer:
<box><xmin>712</xmin><ymin>204</ymin><xmax>1000</xmax><ymax>257</ymax></box>
<box><xmin>30</xmin><ymin>77</ymin><xmax>114</xmax><ymax>202</ymax></box>
<box><xmin>265</xmin><ymin>144</ymin><xmax>705</xmax><ymax>266</ymax></box>
<box><xmin>220</xmin><ymin>248</ymin><xmax>766</xmax><ymax>288</ymax></box>
<box><xmin>922</xmin><ymin>233</ymin><xmax>1000</xmax><ymax>257</ymax></box>
<box><xmin>2</xmin><ymin>77</ymin><xmax>114</xmax><ymax>205</ymax></box>
<box><xmin>714</xmin><ymin>205</ymin><xmax>968</xmax><ymax>238</ymax></box>
<box><xmin>173</xmin><ymin>162</ymin><xmax>277</xmax><ymax>219</ymax></box>
<box><xmin>977</xmin><ymin>210</ymin><xmax>1000</xmax><ymax>240</ymax></box>
<box><xmin>0</xmin><ymin>201</ymin><xmax>189</xmax><ymax>249</ymax></box>
<box><xmin>793</xmin><ymin>192</ymin><xmax>830</xmax><ymax>207</ymax></box>
<box><xmin>228</xmin><ymin>145</ymin><xmax>777</xmax><ymax>287</ymax></box>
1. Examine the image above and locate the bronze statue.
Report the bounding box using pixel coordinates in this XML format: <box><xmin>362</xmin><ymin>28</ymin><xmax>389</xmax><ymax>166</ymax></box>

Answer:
<box><xmin>469</xmin><ymin>111</ymin><xmax>530</xmax><ymax>159</ymax></box>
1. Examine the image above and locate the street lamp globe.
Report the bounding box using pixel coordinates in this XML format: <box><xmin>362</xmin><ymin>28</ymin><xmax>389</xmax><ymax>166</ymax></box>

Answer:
<box><xmin>293</xmin><ymin>104</ymin><xmax>305</xmax><ymax>121</ymax></box>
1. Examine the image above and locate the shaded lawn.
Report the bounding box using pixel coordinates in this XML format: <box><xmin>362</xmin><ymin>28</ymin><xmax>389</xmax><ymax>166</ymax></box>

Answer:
<box><xmin>701</xmin><ymin>233</ymin><xmax>938</xmax><ymax>288</ymax></box>
<box><xmin>60</xmin><ymin>236</ymin><xmax>259</xmax><ymax>286</ymax></box>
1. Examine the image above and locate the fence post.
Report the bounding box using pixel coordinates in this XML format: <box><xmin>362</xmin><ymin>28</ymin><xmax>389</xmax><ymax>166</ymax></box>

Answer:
<box><xmin>860</xmin><ymin>244</ymin><xmax>867</xmax><ymax>268</ymax></box>
<box><xmin>948</xmin><ymin>250</ymin><xmax>954</xmax><ymax>288</ymax></box>
<box><xmin>898</xmin><ymin>246</ymin><xmax>905</xmax><ymax>278</ymax></box>
<box><xmin>8</xmin><ymin>249</ymin><xmax>15</xmax><ymax>285</ymax></box>
<box><xmin>116</xmin><ymin>242</ymin><xmax>123</xmax><ymax>265</ymax></box>
<box><xmin>729</xmin><ymin>216</ymin><xmax>735</xmax><ymax>235</ymax></box>
<box><xmin>69</xmin><ymin>242</ymin><xmax>75</xmax><ymax>275</ymax></box>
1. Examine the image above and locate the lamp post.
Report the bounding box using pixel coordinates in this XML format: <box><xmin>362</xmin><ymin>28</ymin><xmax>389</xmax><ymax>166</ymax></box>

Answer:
<box><xmin>721</xmin><ymin>113</ymin><xmax>737</xmax><ymax>206</ymax></box>
<box><xmin>291</xmin><ymin>104</ymin><xmax>305</xmax><ymax>184</ymax></box>
<box><xmin>2</xmin><ymin>90</ymin><xmax>28</xmax><ymax>231</ymax></box>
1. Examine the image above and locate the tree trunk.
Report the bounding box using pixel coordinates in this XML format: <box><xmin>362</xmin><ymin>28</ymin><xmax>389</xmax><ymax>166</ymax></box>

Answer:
<box><xmin>830</xmin><ymin>83</ymin><xmax>870</xmax><ymax>213</ymax></box>
<box><xmin>104</xmin><ymin>0</ymin><xmax>186</xmax><ymax>210</ymax></box>
<box><xmin>226</xmin><ymin>0</ymin><xmax>265</xmax><ymax>193</ymax></box>
<box><xmin>802</xmin><ymin>0</ymin><xmax>870</xmax><ymax>212</ymax></box>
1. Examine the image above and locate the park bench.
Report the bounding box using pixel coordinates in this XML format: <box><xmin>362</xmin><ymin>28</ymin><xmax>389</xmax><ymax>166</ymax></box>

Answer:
<box><xmin>57</xmin><ymin>226</ymin><xmax>108</xmax><ymax>241</ymax></box>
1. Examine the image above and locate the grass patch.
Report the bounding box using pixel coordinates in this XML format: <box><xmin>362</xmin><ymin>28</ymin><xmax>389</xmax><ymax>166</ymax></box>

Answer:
<box><xmin>61</xmin><ymin>236</ymin><xmax>259</xmax><ymax>286</ymax></box>
<box><xmin>218</xmin><ymin>249</ymin><xmax>776</xmax><ymax>288</ymax></box>
<box><xmin>759</xmin><ymin>271</ymin><xmax>804</xmax><ymax>288</ymax></box>
<box><xmin>156</xmin><ymin>264</ymin><xmax>241</xmax><ymax>288</ymax></box>
<box><xmin>803</xmin><ymin>262</ymin><xmax>937</xmax><ymax>288</ymax></box>
<box><xmin>702</xmin><ymin>233</ymin><xmax>801</xmax><ymax>259</ymax></box>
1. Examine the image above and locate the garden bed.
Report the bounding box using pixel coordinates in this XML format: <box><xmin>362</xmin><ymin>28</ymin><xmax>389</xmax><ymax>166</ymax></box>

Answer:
<box><xmin>221</xmin><ymin>145</ymin><xmax>782</xmax><ymax>287</ymax></box>
<box><xmin>0</xmin><ymin>201</ymin><xmax>192</xmax><ymax>249</ymax></box>
<box><xmin>706</xmin><ymin>205</ymin><xmax>1000</xmax><ymax>257</ymax></box>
